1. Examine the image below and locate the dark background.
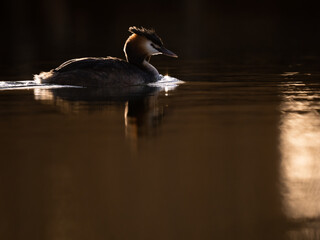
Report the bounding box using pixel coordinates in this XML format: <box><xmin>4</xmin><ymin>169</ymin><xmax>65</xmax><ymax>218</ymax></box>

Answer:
<box><xmin>1</xmin><ymin>0</ymin><xmax>320</xmax><ymax>69</ymax></box>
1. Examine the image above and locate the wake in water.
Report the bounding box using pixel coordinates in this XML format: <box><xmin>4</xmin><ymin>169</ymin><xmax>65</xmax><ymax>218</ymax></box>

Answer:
<box><xmin>0</xmin><ymin>80</ymin><xmax>80</xmax><ymax>90</ymax></box>
<box><xmin>0</xmin><ymin>80</ymin><xmax>39</xmax><ymax>90</ymax></box>
<box><xmin>0</xmin><ymin>75</ymin><xmax>184</xmax><ymax>91</ymax></box>
<box><xmin>148</xmin><ymin>75</ymin><xmax>184</xmax><ymax>91</ymax></box>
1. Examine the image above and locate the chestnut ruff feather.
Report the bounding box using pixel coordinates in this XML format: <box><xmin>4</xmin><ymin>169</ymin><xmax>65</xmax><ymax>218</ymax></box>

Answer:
<box><xmin>128</xmin><ymin>26</ymin><xmax>163</xmax><ymax>47</ymax></box>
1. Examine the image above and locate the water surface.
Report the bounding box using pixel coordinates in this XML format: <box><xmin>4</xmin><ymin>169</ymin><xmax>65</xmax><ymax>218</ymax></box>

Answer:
<box><xmin>1</xmin><ymin>60</ymin><xmax>320</xmax><ymax>240</ymax></box>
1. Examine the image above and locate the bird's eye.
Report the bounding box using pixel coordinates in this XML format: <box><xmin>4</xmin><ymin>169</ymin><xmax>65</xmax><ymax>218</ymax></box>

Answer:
<box><xmin>151</xmin><ymin>43</ymin><xmax>160</xmax><ymax>51</ymax></box>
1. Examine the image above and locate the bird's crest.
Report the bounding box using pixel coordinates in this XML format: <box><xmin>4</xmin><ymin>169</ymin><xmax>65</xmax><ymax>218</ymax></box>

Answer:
<box><xmin>129</xmin><ymin>26</ymin><xmax>163</xmax><ymax>46</ymax></box>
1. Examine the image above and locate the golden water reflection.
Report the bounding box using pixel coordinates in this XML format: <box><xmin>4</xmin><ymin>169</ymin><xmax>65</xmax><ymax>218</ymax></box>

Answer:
<box><xmin>33</xmin><ymin>86</ymin><xmax>172</xmax><ymax>140</ymax></box>
<box><xmin>280</xmin><ymin>81</ymin><xmax>320</xmax><ymax>238</ymax></box>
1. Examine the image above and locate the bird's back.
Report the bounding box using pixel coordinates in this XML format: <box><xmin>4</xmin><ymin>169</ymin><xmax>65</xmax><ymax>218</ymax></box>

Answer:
<box><xmin>35</xmin><ymin>57</ymin><xmax>157</xmax><ymax>87</ymax></box>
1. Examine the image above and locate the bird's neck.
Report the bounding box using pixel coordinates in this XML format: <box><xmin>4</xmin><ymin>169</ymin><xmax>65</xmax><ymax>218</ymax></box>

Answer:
<box><xmin>124</xmin><ymin>35</ymin><xmax>159</xmax><ymax>77</ymax></box>
<box><xmin>141</xmin><ymin>59</ymin><xmax>159</xmax><ymax>77</ymax></box>
<box><xmin>127</xmin><ymin>55</ymin><xmax>159</xmax><ymax>78</ymax></box>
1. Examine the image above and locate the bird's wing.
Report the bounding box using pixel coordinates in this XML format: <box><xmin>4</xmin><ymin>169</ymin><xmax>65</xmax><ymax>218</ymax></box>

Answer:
<box><xmin>54</xmin><ymin>57</ymin><xmax>127</xmax><ymax>73</ymax></box>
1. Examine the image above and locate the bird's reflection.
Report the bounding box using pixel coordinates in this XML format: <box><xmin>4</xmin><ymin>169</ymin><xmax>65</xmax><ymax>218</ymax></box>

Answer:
<box><xmin>124</xmin><ymin>94</ymin><xmax>164</xmax><ymax>139</ymax></box>
<box><xmin>279</xmin><ymin>81</ymin><xmax>320</xmax><ymax>239</ymax></box>
<box><xmin>33</xmin><ymin>85</ymin><xmax>175</xmax><ymax>139</ymax></box>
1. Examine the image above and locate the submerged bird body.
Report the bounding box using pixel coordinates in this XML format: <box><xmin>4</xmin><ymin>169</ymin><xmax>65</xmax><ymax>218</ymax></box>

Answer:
<box><xmin>34</xmin><ymin>27</ymin><xmax>177</xmax><ymax>87</ymax></box>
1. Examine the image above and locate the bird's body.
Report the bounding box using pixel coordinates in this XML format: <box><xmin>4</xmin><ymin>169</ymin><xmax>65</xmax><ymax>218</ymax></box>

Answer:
<box><xmin>34</xmin><ymin>27</ymin><xmax>177</xmax><ymax>87</ymax></box>
<box><xmin>35</xmin><ymin>57</ymin><xmax>158</xmax><ymax>87</ymax></box>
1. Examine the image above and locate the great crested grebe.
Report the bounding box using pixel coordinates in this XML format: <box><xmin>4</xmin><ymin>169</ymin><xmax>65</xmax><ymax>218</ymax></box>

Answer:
<box><xmin>34</xmin><ymin>26</ymin><xmax>178</xmax><ymax>87</ymax></box>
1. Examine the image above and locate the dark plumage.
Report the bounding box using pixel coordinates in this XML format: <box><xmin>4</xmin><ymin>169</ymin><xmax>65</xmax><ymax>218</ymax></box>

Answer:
<box><xmin>37</xmin><ymin>57</ymin><xmax>154</xmax><ymax>87</ymax></box>
<box><xmin>54</xmin><ymin>57</ymin><xmax>127</xmax><ymax>73</ymax></box>
<box><xmin>128</xmin><ymin>26</ymin><xmax>163</xmax><ymax>47</ymax></box>
<box><xmin>34</xmin><ymin>26</ymin><xmax>177</xmax><ymax>87</ymax></box>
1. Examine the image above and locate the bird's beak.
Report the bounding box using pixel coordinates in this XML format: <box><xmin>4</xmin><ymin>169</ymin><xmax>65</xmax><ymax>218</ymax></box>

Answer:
<box><xmin>160</xmin><ymin>46</ymin><xmax>178</xmax><ymax>58</ymax></box>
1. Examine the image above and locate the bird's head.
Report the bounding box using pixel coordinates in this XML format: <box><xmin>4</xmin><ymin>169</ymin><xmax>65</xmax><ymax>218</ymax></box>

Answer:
<box><xmin>124</xmin><ymin>26</ymin><xmax>178</xmax><ymax>64</ymax></box>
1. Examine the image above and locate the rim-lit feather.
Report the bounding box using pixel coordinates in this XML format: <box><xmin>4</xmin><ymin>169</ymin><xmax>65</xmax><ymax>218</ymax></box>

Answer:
<box><xmin>128</xmin><ymin>26</ymin><xmax>163</xmax><ymax>47</ymax></box>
